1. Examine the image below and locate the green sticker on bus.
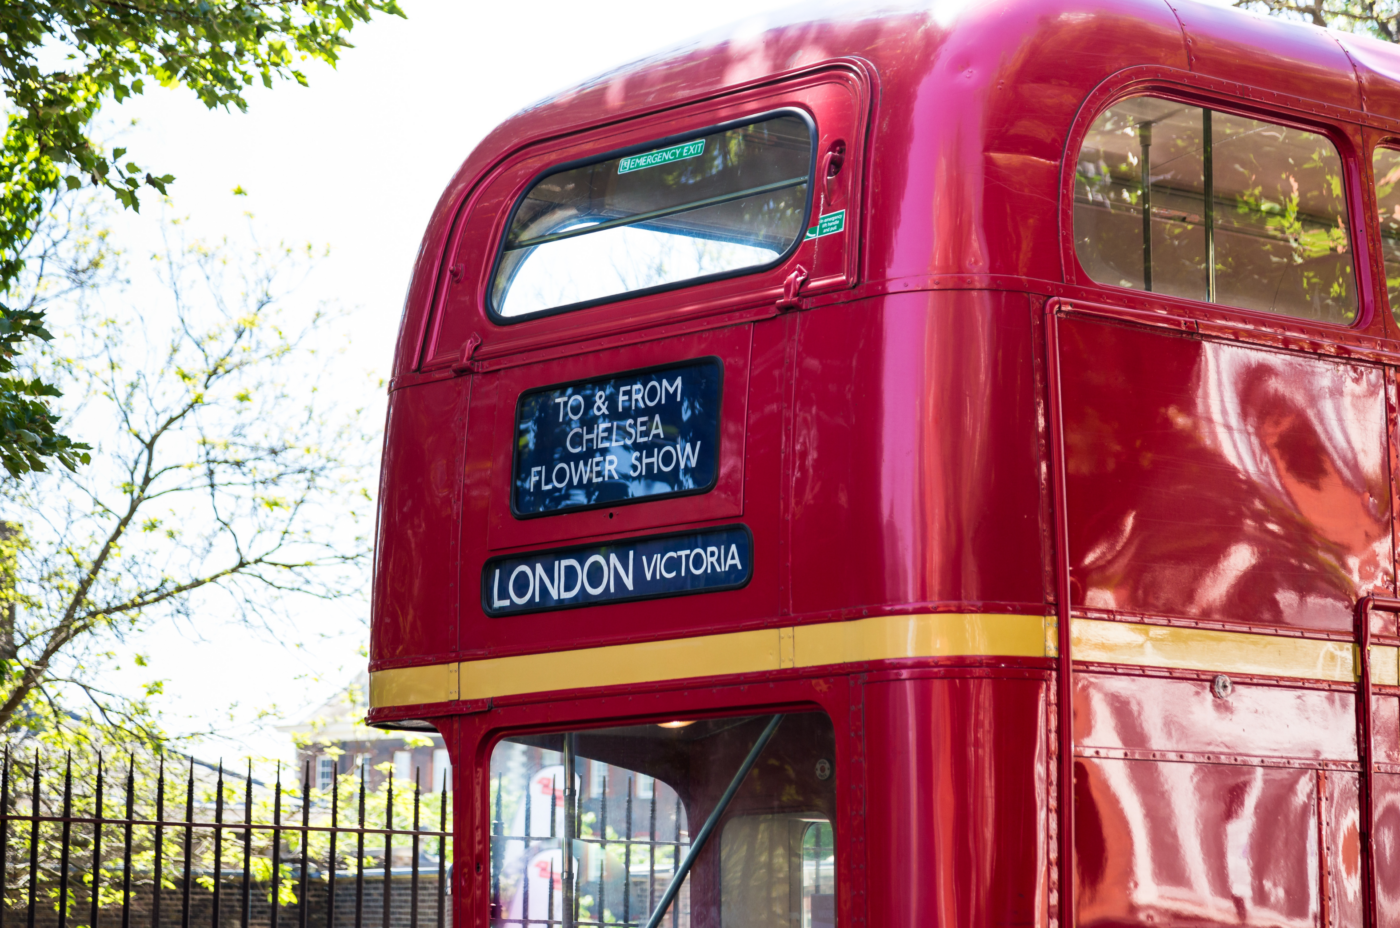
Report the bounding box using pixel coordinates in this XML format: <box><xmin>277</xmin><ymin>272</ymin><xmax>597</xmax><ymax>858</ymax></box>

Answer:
<box><xmin>805</xmin><ymin>209</ymin><xmax>846</xmax><ymax>240</ymax></box>
<box><xmin>618</xmin><ymin>139</ymin><xmax>706</xmax><ymax>174</ymax></box>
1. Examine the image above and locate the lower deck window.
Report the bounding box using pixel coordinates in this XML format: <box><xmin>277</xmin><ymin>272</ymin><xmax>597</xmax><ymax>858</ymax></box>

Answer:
<box><xmin>488</xmin><ymin>712</ymin><xmax>837</xmax><ymax>928</ymax></box>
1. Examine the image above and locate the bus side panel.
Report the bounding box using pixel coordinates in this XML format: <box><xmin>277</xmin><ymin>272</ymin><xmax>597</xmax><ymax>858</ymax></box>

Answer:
<box><xmin>1074</xmin><ymin>758</ymin><xmax>1321</xmax><ymax>928</ymax></box>
<box><xmin>864</xmin><ymin>675</ymin><xmax>1048</xmax><ymax>928</ymax></box>
<box><xmin>372</xmin><ymin>379</ymin><xmax>466</xmax><ymax>663</ymax></box>
<box><xmin>1074</xmin><ymin>673</ymin><xmax>1357</xmax><ymax>761</ymax></box>
<box><xmin>1073</xmin><ymin>672</ymin><xmax>1363</xmax><ymax>928</ymax></box>
<box><xmin>1059</xmin><ymin>317</ymin><xmax>1392</xmax><ymax>634</ymax></box>
<box><xmin>1375</xmin><ymin>774</ymin><xmax>1400</xmax><ymax>924</ymax></box>
<box><xmin>789</xmin><ymin>292</ymin><xmax>1043</xmax><ymax>615</ymax></box>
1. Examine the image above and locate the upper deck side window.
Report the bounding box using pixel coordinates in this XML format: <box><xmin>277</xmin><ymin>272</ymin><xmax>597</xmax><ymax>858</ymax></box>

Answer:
<box><xmin>490</xmin><ymin>113</ymin><xmax>815</xmax><ymax>321</ymax></box>
<box><xmin>1073</xmin><ymin>97</ymin><xmax>1356</xmax><ymax>325</ymax></box>
<box><xmin>1370</xmin><ymin>147</ymin><xmax>1400</xmax><ymax>325</ymax></box>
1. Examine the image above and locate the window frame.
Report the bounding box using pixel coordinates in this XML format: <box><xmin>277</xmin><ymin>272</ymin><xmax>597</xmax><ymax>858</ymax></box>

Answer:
<box><xmin>477</xmin><ymin>697</ymin><xmax>848</xmax><ymax>928</ymax></box>
<box><xmin>1365</xmin><ymin>135</ymin><xmax>1400</xmax><ymax>333</ymax></box>
<box><xmin>484</xmin><ymin>107</ymin><xmax>819</xmax><ymax>326</ymax></box>
<box><xmin>1063</xmin><ymin>81</ymin><xmax>1375</xmax><ymax>334</ymax></box>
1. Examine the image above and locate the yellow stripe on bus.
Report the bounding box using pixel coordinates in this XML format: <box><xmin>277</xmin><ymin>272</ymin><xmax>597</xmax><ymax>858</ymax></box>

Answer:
<box><xmin>367</xmin><ymin>614</ymin><xmax>1399</xmax><ymax>709</ymax></box>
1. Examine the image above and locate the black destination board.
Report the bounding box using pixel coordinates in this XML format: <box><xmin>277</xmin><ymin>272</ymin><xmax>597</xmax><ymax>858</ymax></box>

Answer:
<box><xmin>483</xmin><ymin>525</ymin><xmax>751</xmax><ymax>616</ymax></box>
<box><xmin>513</xmin><ymin>359</ymin><xmax>721</xmax><ymax>517</ymax></box>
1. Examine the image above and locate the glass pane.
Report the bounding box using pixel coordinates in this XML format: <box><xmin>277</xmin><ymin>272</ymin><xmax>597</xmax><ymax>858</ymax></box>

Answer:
<box><xmin>493</xmin><ymin>115</ymin><xmax>813</xmax><ymax>318</ymax></box>
<box><xmin>487</xmin><ymin>712</ymin><xmax>837</xmax><ymax>928</ymax></box>
<box><xmin>1373</xmin><ymin>147</ymin><xmax>1400</xmax><ymax>324</ymax></box>
<box><xmin>1075</xmin><ymin>97</ymin><xmax>1356</xmax><ymax>324</ymax></box>
<box><xmin>719</xmin><ymin>815</ymin><xmax>836</xmax><ymax>928</ymax></box>
<box><xmin>1074</xmin><ymin>97</ymin><xmax>1207</xmax><ymax>299</ymax></box>
<box><xmin>802</xmin><ymin>822</ymin><xmax>835</xmax><ymax>928</ymax></box>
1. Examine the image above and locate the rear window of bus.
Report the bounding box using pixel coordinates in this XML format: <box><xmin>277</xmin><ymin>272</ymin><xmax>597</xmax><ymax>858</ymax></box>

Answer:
<box><xmin>1073</xmin><ymin>97</ymin><xmax>1356</xmax><ymax>325</ymax></box>
<box><xmin>490</xmin><ymin>113</ymin><xmax>815</xmax><ymax>321</ymax></box>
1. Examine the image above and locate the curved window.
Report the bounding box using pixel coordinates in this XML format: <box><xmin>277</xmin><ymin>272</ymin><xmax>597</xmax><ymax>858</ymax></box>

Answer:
<box><xmin>492</xmin><ymin>114</ymin><xmax>814</xmax><ymax>320</ymax></box>
<box><xmin>1074</xmin><ymin>97</ymin><xmax>1356</xmax><ymax>325</ymax></box>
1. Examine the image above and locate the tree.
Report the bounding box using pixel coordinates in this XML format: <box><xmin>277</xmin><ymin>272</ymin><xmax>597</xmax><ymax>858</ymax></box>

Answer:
<box><xmin>1235</xmin><ymin>0</ymin><xmax>1400</xmax><ymax>41</ymax></box>
<box><xmin>0</xmin><ymin>197</ymin><xmax>374</xmax><ymax>742</ymax></box>
<box><xmin>0</xmin><ymin>0</ymin><xmax>404</xmax><ymax>477</ymax></box>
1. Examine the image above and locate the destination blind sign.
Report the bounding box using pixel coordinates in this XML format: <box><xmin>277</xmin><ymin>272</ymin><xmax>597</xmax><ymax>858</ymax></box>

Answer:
<box><xmin>513</xmin><ymin>359</ymin><xmax>721</xmax><ymax>517</ymax></box>
<box><xmin>482</xmin><ymin>525</ymin><xmax>751</xmax><ymax>616</ymax></box>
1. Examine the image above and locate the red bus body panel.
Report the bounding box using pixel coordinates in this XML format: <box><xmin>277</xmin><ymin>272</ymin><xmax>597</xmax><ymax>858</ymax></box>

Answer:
<box><xmin>370</xmin><ymin>0</ymin><xmax>1400</xmax><ymax>926</ymax></box>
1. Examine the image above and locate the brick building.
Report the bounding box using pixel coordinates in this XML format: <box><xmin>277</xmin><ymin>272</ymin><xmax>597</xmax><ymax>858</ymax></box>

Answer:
<box><xmin>281</xmin><ymin>673</ymin><xmax>451</xmax><ymax>794</ymax></box>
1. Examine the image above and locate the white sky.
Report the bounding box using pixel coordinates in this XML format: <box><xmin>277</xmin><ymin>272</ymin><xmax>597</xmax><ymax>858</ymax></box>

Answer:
<box><xmin>93</xmin><ymin>0</ymin><xmax>813</xmax><ymax>763</ymax></box>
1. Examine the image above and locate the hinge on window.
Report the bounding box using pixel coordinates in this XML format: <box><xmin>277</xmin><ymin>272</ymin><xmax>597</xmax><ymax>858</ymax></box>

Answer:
<box><xmin>776</xmin><ymin>265</ymin><xmax>809</xmax><ymax>311</ymax></box>
<box><xmin>453</xmin><ymin>333</ymin><xmax>482</xmax><ymax>373</ymax></box>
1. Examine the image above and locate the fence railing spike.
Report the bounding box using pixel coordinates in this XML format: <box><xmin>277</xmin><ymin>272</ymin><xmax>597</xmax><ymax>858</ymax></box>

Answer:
<box><xmin>242</xmin><ymin>758</ymin><xmax>254</xmax><ymax>928</ymax></box>
<box><xmin>91</xmin><ymin>754</ymin><xmax>105</xmax><ymax>928</ymax></box>
<box><xmin>58</xmin><ymin>753</ymin><xmax>73</xmax><ymax>928</ymax></box>
<box><xmin>213</xmin><ymin>760</ymin><xmax>225</xmax><ymax>928</ymax></box>
<box><xmin>153</xmin><ymin>755</ymin><xmax>165</xmax><ymax>928</ymax></box>
<box><xmin>0</xmin><ymin>746</ymin><xmax>11</xmax><ymax>928</ymax></box>
<box><xmin>27</xmin><ymin>750</ymin><xmax>40</xmax><ymax>928</ymax></box>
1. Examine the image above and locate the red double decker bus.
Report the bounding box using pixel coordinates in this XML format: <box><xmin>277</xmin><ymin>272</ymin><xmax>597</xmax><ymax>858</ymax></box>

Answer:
<box><xmin>367</xmin><ymin>0</ymin><xmax>1400</xmax><ymax>925</ymax></box>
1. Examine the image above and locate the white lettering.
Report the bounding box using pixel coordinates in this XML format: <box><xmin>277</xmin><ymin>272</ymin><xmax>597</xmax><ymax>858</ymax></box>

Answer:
<box><xmin>534</xmin><ymin>562</ymin><xmax>557</xmax><ymax>602</ymax></box>
<box><xmin>725</xmin><ymin>545</ymin><xmax>741</xmax><ymax>571</ymax></box>
<box><xmin>553</xmin><ymin>396</ymin><xmax>568</xmax><ymax>421</ymax></box>
<box><xmin>660</xmin><ymin>552</ymin><xmax>677</xmax><ymax>579</ymax></box>
<box><xmin>658</xmin><ymin>445</ymin><xmax>676</xmax><ymax>472</ymax></box>
<box><xmin>566</xmin><ymin>428</ymin><xmax>583</xmax><ymax>453</ymax></box>
<box><xmin>661</xmin><ymin>376</ymin><xmax>681</xmax><ymax>405</ymax></box>
<box><xmin>583</xmin><ymin>555</ymin><xmax>608</xmax><ymax>595</ymax></box>
<box><xmin>643</xmin><ymin>553</ymin><xmax>659</xmax><ymax>581</ymax></box>
<box><xmin>492</xmin><ymin>568</ymin><xmax>510</xmax><ymax>609</ymax></box>
<box><xmin>529</xmin><ymin>466</ymin><xmax>542</xmax><ymax>491</ymax></box>
<box><xmin>567</xmin><ymin>394</ymin><xmax>585</xmax><ymax>420</ymax></box>
<box><xmin>690</xmin><ymin>549</ymin><xmax>706</xmax><ymax>574</ymax></box>
<box><xmin>706</xmin><ymin>546</ymin><xmax>720</xmax><ymax>573</ymax></box>
<box><xmin>649</xmin><ymin>415</ymin><xmax>663</xmax><ymax>440</ymax></box>
<box><xmin>605</xmin><ymin>456</ymin><xmax>618</xmax><ymax>480</ymax></box>
<box><xmin>559</xmin><ymin>559</ymin><xmax>583</xmax><ymax>598</ymax></box>
<box><xmin>509</xmin><ymin>565</ymin><xmax>534</xmax><ymax>605</ymax></box>
<box><xmin>610</xmin><ymin>551</ymin><xmax>634</xmax><ymax>592</ymax></box>
<box><xmin>553</xmin><ymin>463</ymin><xmax>570</xmax><ymax>488</ymax></box>
<box><xmin>676</xmin><ymin>549</ymin><xmax>690</xmax><ymax>576</ymax></box>
<box><xmin>569</xmin><ymin>458</ymin><xmax>592</xmax><ymax>485</ymax></box>
<box><xmin>679</xmin><ymin>441</ymin><xmax>701</xmax><ymax>469</ymax></box>
<box><xmin>644</xmin><ymin>381</ymin><xmax>661</xmax><ymax>406</ymax></box>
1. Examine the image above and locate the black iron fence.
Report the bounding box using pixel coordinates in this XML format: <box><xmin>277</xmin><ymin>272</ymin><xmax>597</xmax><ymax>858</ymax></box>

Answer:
<box><xmin>0</xmin><ymin>751</ymin><xmax>452</xmax><ymax>928</ymax></box>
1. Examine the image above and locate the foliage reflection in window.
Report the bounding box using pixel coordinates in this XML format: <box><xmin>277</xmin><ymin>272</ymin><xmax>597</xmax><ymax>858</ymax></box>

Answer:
<box><xmin>1372</xmin><ymin>147</ymin><xmax>1400</xmax><ymax>325</ymax></box>
<box><xmin>1074</xmin><ymin>97</ymin><xmax>1355</xmax><ymax>325</ymax></box>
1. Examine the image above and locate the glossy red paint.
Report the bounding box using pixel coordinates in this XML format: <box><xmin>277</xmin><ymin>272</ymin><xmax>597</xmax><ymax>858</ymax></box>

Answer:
<box><xmin>369</xmin><ymin>0</ymin><xmax>1400</xmax><ymax>925</ymax></box>
<box><xmin>864</xmin><ymin>673</ymin><xmax>1049</xmax><ymax>928</ymax></box>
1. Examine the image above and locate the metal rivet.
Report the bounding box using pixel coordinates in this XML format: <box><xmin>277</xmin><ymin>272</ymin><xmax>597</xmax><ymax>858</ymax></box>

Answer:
<box><xmin>815</xmin><ymin>759</ymin><xmax>832</xmax><ymax>780</ymax></box>
<box><xmin>1212</xmin><ymin>674</ymin><xmax>1233</xmax><ymax>699</ymax></box>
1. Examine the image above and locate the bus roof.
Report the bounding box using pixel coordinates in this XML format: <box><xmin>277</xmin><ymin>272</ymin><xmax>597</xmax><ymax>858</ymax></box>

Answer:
<box><xmin>397</xmin><ymin>0</ymin><xmax>1400</xmax><ymax>371</ymax></box>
